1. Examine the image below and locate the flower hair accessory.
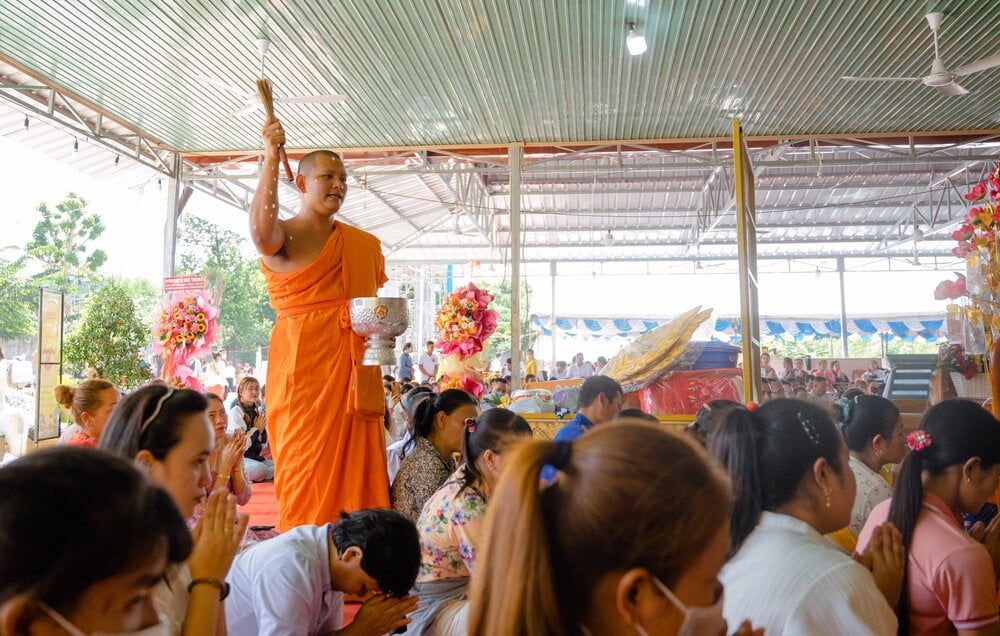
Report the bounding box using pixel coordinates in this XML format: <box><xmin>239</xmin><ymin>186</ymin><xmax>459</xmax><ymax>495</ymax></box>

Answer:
<box><xmin>746</xmin><ymin>401</ymin><xmax>758</xmax><ymax>412</ymax></box>
<box><xmin>464</xmin><ymin>417</ymin><xmax>477</xmax><ymax>433</ymax></box>
<box><xmin>907</xmin><ymin>429</ymin><xmax>933</xmax><ymax>452</ymax></box>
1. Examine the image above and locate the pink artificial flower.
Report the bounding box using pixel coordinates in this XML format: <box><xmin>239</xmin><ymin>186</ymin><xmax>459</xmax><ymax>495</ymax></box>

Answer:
<box><xmin>933</xmin><ymin>273</ymin><xmax>967</xmax><ymax>300</ymax></box>
<box><xmin>907</xmin><ymin>429</ymin><xmax>932</xmax><ymax>452</ymax></box>
<box><xmin>952</xmin><ymin>242</ymin><xmax>975</xmax><ymax>258</ymax></box>
<box><xmin>952</xmin><ymin>224</ymin><xmax>974</xmax><ymax>241</ymax></box>
<box><xmin>460</xmin><ymin>375</ymin><xmax>483</xmax><ymax>398</ymax></box>
<box><xmin>965</xmin><ymin>182</ymin><xmax>988</xmax><ymax>201</ymax></box>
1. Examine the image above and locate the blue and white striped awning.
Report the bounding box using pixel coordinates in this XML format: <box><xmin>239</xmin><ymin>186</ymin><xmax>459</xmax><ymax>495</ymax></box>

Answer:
<box><xmin>530</xmin><ymin>315</ymin><xmax>946</xmax><ymax>342</ymax></box>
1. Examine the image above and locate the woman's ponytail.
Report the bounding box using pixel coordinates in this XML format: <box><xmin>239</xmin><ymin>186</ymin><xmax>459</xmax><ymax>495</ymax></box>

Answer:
<box><xmin>468</xmin><ymin>439</ymin><xmax>566</xmax><ymax>635</ymax></box>
<box><xmin>708</xmin><ymin>406</ymin><xmax>764</xmax><ymax>554</ymax></box>
<box><xmin>887</xmin><ymin>450</ymin><xmax>923</xmax><ymax>633</ymax></box>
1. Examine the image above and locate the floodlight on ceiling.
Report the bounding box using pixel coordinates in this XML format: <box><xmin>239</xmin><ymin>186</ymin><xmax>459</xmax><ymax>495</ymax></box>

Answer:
<box><xmin>626</xmin><ymin>22</ymin><xmax>647</xmax><ymax>56</ymax></box>
<box><xmin>912</xmin><ymin>225</ymin><xmax>924</xmax><ymax>243</ymax></box>
<box><xmin>602</xmin><ymin>229</ymin><xmax>615</xmax><ymax>246</ymax></box>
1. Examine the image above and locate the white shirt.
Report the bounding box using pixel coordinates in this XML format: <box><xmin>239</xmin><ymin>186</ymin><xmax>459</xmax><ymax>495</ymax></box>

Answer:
<box><xmin>387</xmin><ymin>431</ymin><xmax>414</xmax><ymax>483</ymax></box>
<box><xmin>848</xmin><ymin>455</ymin><xmax>893</xmax><ymax>538</ymax></box>
<box><xmin>418</xmin><ymin>353</ymin><xmax>438</xmax><ymax>381</ymax></box>
<box><xmin>568</xmin><ymin>363</ymin><xmax>594</xmax><ymax>378</ymax></box>
<box><xmin>226</xmin><ymin>525</ymin><xmax>344</xmax><ymax>636</ymax></box>
<box><xmin>552</xmin><ymin>368</ymin><xmax>570</xmax><ymax>380</ymax></box>
<box><xmin>720</xmin><ymin>511</ymin><xmax>897</xmax><ymax>635</ymax></box>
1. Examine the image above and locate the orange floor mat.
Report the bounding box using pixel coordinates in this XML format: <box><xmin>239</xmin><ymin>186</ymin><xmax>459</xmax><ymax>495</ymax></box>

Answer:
<box><xmin>239</xmin><ymin>480</ymin><xmax>278</xmax><ymax>529</ymax></box>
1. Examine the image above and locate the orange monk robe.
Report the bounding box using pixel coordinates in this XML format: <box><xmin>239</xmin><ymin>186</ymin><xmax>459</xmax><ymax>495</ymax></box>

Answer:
<box><xmin>262</xmin><ymin>222</ymin><xmax>389</xmax><ymax>531</ymax></box>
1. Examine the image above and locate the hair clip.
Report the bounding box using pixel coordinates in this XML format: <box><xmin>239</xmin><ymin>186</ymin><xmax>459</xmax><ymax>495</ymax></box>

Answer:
<box><xmin>140</xmin><ymin>388</ymin><xmax>176</xmax><ymax>435</ymax></box>
<box><xmin>464</xmin><ymin>417</ymin><xmax>477</xmax><ymax>433</ymax></box>
<box><xmin>797</xmin><ymin>411</ymin><xmax>821</xmax><ymax>446</ymax></box>
<box><xmin>907</xmin><ymin>429</ymin><xmax>932</xmax><ymax>452</ymax></box>
<box><xmin>837</xmin><ymin>398</ymin><xmax>853</xmax><ymax>422</ymax></box>
<box><xmin>746</xmin><ymin>401</ymin><xmax>758</xmax><ymax>412</ymax></box>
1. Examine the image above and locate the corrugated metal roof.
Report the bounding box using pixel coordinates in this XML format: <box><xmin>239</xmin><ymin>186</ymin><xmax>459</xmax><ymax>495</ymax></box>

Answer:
<box><xmin>1</xmin><ymin>0</ymin><xmax>999</xmax><ymax>152</ymax></box>
<box><xmin>1</xmin><ymin>2</ymin><xmax>999</xmax><ymax>268</ymax></box>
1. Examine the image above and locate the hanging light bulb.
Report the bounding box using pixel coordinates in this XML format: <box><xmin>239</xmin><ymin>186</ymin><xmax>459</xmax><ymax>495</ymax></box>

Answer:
<box><xmin>625</xmin><ymin>22</ymin><xmax>647</xmax><ymax>56</ymax></box>
<box><xmin>912</xmin><ymin>225</ymin><xmax>924</xmax><ymax>242</ymax></box>
<box><xmin>814</xmin><ymin>266</ymin><xmax>822</xmax><ymax>278</ymax></box>
<box><xmin>602</xmin><ymin>229</ymin><xmax>615</xmax><ymax>246</ymax></box>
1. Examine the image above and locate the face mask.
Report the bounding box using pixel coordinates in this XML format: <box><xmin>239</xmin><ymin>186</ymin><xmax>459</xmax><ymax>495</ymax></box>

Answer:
<box><xmin>647</xmin><ymin>577</ymin><xmax>726</xmax><ymax>636</ymax></box>
<box><xmin>580</xmin><ymin>577</ymin><xmax>726</xmax><ymax>636</ymax></box>
<box><xmin>39</xmin><ymin>601</ymin><xmax>171</xmax><ymax>636</ymax></box>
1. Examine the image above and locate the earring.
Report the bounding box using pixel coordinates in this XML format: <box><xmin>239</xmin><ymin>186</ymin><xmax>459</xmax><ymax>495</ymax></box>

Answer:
<box><xmin>825</xmin><ymin>493</ymin><xmax>832</xmax><ymax>508</ymax></box>
<box><xmin>875</xmin><ymin>449</ymin><xmax>883</xmax><ymax>458</ymax></box>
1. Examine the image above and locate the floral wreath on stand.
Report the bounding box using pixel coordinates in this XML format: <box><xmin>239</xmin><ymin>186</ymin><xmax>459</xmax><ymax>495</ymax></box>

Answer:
<box><xmin>433</xmin><ymin>282</ymin><xmax>499</xmax><ymax>399</ymax></box>
<box><xmin>152</xmin><ymin>290</ymin><xmax>220</xmax><ymax>390</ymax></box>
<box><xmin>940</xmin><ymin>162</ymin><xmax>1000</xmax><ymax>349</ymax></box>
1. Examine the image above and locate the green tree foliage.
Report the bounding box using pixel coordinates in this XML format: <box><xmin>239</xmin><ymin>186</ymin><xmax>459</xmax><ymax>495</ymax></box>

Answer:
<box><xmin>0</xmin><ymin>250</ymin><xmax>36</xmax><ymax>338</ymax></box>
<box><xmin>26</xmin><ymin>193</ymin><xmax>107</xmax><ymax>291</ymax></box>
<box><xmin>65</xmin><ymin>280</ymin><xmax>152</xmax><ymax>388</ymax></box>
<box><xmin>177</xmin><ymin>215</ymin><xmax>274</xmax><ymax>364</ymax></box>
<box><xmin>115</xmin><ymin>277</ymin><xmax>160</xmax><ymax>326</ymax></box>
<box><xmin>476</xmin><ymin>278</ymin><xmax>534</xmax><ymax>358</ymax></box>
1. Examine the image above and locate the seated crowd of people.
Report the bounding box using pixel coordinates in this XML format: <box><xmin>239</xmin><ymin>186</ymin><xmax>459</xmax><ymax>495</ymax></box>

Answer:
<box><xmin>759</xmin><ymin>353</ymin><xmax>889</xmax><ymax>404</ymax></box>
<box><xmin>4</xmin><ymin>353</ymin><xmax>1000</xmax><ymax>635</ymax></box>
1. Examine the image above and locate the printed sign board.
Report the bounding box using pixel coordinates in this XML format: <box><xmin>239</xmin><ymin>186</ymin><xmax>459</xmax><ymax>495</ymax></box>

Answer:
<box><xmin>35</xmin><ymin>288</ymin><xmax>64</xmax><ymax>442</ymax></box>
<box><xmin>163</xmin><ymin>275</ymin><xmax>206</xmax><ymax>294</ymax></box>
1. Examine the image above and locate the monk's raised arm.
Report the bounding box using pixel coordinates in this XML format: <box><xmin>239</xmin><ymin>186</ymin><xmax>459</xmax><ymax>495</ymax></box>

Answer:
<box><xmin>249</xmin><ymin>118</ymin><xmax>288</xmax><ymax>257</ymax></box>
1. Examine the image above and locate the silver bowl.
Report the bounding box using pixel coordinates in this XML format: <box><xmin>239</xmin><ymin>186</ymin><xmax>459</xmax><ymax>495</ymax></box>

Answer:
<box><xmin>349</xmin><ymin>297</ymin><xmax>410</xmax><ymax>366</ymax></box>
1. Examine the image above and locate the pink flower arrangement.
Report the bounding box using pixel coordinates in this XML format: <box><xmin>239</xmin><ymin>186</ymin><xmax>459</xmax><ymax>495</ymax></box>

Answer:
<box><xmin>437</xmin><ymin>374</ymin><xmax>485</xmax><ymax>398</ymax></box>
<box><xmin>951</xmin><ymin>164</ymin><xmax>1000</xmax><ymax>261</ymax></box>
<box><xmin>433</xmin><ymin>283</ymin><xmax>498</xmax><ymax>399</ymax></box>
<box><xmin>152</xmin><ymin>290</ymin><xmax>219</xmax><ymax>388</ymax></box>
<box><xmin>434</xmin><ymin>283</ymin><xmax>498</xmax><ymax>357</ymax></box>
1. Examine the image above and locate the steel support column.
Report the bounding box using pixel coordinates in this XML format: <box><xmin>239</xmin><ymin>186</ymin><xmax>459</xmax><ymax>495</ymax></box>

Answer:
<box><xmin>509</xmin><ymin>146</ymin><xmax>523</xmax><ymax>390</ymax></box>
<box><xmin>838</xmin><ymin>256</ymin><xmax>850</xmax><ymax>357</ymax></box>
<box><xmin>162</xmin><ymin>153</ymin><xmax>188</xmax><ymax>279</ymax></box>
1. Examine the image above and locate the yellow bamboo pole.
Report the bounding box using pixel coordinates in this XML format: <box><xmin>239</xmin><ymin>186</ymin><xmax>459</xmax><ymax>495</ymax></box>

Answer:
<box><xmin>733</xmin><ymin>119</ymin><xmax>761</xmax><ymax>403</ymax></box>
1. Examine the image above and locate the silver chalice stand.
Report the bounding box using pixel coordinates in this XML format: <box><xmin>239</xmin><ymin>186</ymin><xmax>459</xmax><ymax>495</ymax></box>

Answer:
<box><xmin>349</xmin><ymin>297</ymin><xmax>410</xmax><ymax>366</ymax></box>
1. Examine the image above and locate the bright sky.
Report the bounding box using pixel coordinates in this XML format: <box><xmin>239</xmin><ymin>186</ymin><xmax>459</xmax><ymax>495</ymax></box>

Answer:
<box><xmin>0</xmin><ymin>132</ymin><xmax>959</xmax><ymax>331</ymax></box>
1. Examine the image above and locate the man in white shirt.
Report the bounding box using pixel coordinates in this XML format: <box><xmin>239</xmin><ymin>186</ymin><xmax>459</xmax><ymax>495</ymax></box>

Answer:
<box><xmin>489</xmin><ymin>352</ymin><xmax>503</xmax><ymax>374</ymax></box>
<box><xmin>568</xmin><ymin>353</ymin><xmax>594</xmax><ymax>379</ymax></box>
<box><xmin>226</xmin><ymin>509</ymin><xmax>420</xmax><ymax>636</ymax></box>
<box><xmin>417</xmin><ymin>341</ymin><xmax>438</xmax><ymax>383</ymax></box>
<box><xmin>552</xmin><ymin>360</ymin><xmax>570</xmax><ymax>380</ymax></box>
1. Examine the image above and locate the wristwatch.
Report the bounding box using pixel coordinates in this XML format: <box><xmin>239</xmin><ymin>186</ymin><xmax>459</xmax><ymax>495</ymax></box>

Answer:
<box><xmin>187</xmin><ymin>578</ymin><xmax>230</xmax><ymax>600</ymax></box>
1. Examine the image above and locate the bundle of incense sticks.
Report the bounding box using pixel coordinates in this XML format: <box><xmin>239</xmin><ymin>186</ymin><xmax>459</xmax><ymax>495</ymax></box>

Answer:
<box><xmin>256</xmin><ymin>78</ymin><xmax>294</xmax><ymax>182</ymax></box>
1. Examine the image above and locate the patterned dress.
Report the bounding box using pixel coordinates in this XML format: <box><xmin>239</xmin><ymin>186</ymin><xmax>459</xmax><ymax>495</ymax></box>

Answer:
<box><xmin>415</xmin><ymin>470</ymin><xmax>487</xmax><ymax>582</ymax></box>
<box><xmin>390</xmin><ymin>436</ymin><xmax>455</xmax><ymax>522</ymax></box>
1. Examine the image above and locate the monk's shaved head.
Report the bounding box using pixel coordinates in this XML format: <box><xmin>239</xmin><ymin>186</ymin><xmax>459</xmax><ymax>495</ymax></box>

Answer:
<box><xmin>297</xmin><ymin>150</ymin><xmax>343</xmax><ymax>177</ymax></box>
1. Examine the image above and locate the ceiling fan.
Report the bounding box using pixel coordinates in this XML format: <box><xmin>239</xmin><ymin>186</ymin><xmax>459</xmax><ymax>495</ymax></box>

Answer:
<box><xmin>841</xmin><ymin>12</ymin><xmax>1000</xmax><ymax>96</ymax></box>
<box><xmin>196</xmin><ymin>37</ymin><xmax>346</xmax><ymax>116</ymax></box>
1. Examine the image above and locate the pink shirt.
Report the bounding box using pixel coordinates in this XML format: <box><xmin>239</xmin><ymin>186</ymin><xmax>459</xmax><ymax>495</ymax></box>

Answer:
<box><xmin>859</xmin><ymin>494</ymin><xmax>999</xmax><ymax>635</ymax></box>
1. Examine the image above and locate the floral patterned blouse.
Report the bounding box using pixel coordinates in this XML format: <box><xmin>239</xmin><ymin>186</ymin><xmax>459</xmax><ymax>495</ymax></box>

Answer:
<box><xmin>391</xmin><ymin>436</ymin><xmax>455</xmax><ymax>522</ymax></box>
<box><xmin>849</xmin><ymin>454</ymin><xmax>893</xmax><ymax>537</ymax></box>
<box><xmin>415</xmin><ymin>468</ymin><xmax>487</xmax><ymax>582</ymax></box>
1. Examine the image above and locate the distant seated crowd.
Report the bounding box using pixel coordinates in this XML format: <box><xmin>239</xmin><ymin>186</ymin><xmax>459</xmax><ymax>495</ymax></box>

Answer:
<box><xmin>4</xmin><ymin>356</ymin><xmax>1000</xmax><ymax>635</ymax></box>
<box><xmin>759</xmin><ymin>353</ymin><xmax>889</xmax><ymax>403</ymax></box>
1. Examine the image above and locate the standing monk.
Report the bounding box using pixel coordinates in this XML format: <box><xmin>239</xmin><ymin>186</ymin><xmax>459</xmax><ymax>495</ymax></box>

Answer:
<box><xmin>249</xmin><ymin>117</ymin><xmax>389</xmax><ymax>531</ymax></box>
